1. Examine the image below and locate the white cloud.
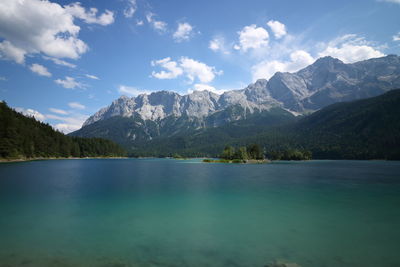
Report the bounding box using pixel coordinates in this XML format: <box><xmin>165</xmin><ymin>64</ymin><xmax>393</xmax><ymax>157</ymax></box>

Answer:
<box><xmin>180</xmin><ymin>57</ymin><xmax>222</xmax><ymax>83</ymax></box>
<box><xmin>15</xmin><ymin>107</ymin><xmax>45</xmax><ymax>121</ymax></box>
<box><xmin>0</xmin><ymin>41</ymin><xmax>26</xmax><ymax>64</ymax></box>
<box><xmin>0</xmin><ymin>0</ymin><xmax>114</xmax><ymax>65</ymax></box>
<box><xmin>393</xmin><ymin>33</ymin><xmax>400</xmax><ymax>41</ymax></box>
<box><xmin>85</xmin><ymin>74</ymin><xmax>99</xmax><ymax>80</ymax></box>
<box><xmin>43</xmin><ymin>56</ymin><xmax>76</xmax><ymax>68</ymax></box>
<box><xmin>146</xmin><ymin>12</ymin><xmax>167</xmax><ymax>33</ymax></box>
<box><xmin>236</xmin><ymin>24</ymin><xmax>269</xmax><ymax>52</ymax></box>
<box><xmin>173</xmin><ymin>23</ymin><xmax>193</xmax><ymax>42</ymax></box>
<box><xmin>124</xmin><ymin>0</ymin><xmax>137</xmax><ymax>18</ymax></box>
<box><xmin>49</xmin><ymin>108</ymin><xmax>68</xmax><ymax>115</ymax></box>
<box><xmin>0</xmin><ymin>76</ymin><xmax>7</xmax><ymax>81</ymax></box>
<box><xmin>136</xmin><ymin>20</ymin><xmax>144</xmax><ymax>26</ymax></box>
<box><xmin>46</xmin><ymin>113</ymin><xmax>88</xmax><ymax>133</ymax></box>
<box><xmin>188</xmin><ymin>84</ymin><xmax>227</xmax><ymax>95</ymax></box>
<box><xmin>68</xmin><ymin>102</ymin><xmax>86</xmax><ymax>110</ymax></box>
<box><xmin>64</xmin><ymin>2</ymin><xmax>114</xmax><ymax>26</ymax></box>
<box><xmin>55</xmin><ymin>76</ymin><xmax>84</xmax><ymax>89</ymax></box>
<box><xmin>0</xmin><ymin>0</ymin><xmax>87</xmax><ymax>64</ymax></box>
<box><xmin>29</xmin><ymin>63</ymin><xmax>51</xmax><ymax>77</ymax></box>
<box><xmin>151</xmin><ymin>57</ymin><xmax>222</xmax><ymax>84</ymax></box>
<box><xmin>118</xmin><ymin>85</ymin><xmax>151</xmax><ymax>96</ymax></box>
<box><xmin>267</xmin><ymin>20</ymin><xmax>287</xmax><ymax>39</ymax></box>
<box><xmin>252</xmin><ymin>50</ymin><xmax>315</xmax><ymax>81</ymax></box>
<box><xmin>318</xmin><ymin>34</ymin><xmax>385</xmax><ymax>63</ymax></box>
<box><xmin>209</xmin><ymin>39</ymin><xmax>221</xmax><ymax>51</ymax></box>
<box><xmin>151</xmin><ymin>57</ymin><xmax>183</xmax><ymax>79</ymax></box>
<box><xmin>16</xmin><ymin>104</ymin><xmax>87</xmax><ymax>133</ymax></box>
<box><xmin>209</xmin><ymin>36</ymin><xmax>230</xmax><ymax>54</ymax></box>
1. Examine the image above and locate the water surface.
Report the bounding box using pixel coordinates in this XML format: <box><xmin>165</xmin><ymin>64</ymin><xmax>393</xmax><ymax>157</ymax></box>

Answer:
<box><xmin>0</xmin><ymin>159</ymin><xmax>399</xmax><ymax>266</ymax></box>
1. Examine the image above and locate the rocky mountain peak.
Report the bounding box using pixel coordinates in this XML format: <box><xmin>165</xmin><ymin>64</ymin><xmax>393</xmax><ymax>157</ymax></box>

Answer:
<box><xmin>82</xmin><ymin>55</ymin><xmax>400</xmax><ymax>128</ymax></box>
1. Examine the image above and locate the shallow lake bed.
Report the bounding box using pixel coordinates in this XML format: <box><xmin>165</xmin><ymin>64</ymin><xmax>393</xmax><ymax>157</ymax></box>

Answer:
<box><xmin>0</xmin><ymin>159</ymin><xmax>399</xmax><ymax>267</ymax></box>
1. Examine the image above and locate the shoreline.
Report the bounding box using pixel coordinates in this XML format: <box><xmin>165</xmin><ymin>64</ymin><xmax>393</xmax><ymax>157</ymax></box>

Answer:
<box><xmin>1</xmin><ymin>157</ymin><xmax>397</xmax><ymax>164</ymax></box>
<box><xmin>203</xmin><ymin>158</ymin><xmax>271</xmax><ymax>164</ymax></box>
<box><xmin>0</xmin><ymin>156</ymin><xmax>128</xmax><ymax>163</ymax></box>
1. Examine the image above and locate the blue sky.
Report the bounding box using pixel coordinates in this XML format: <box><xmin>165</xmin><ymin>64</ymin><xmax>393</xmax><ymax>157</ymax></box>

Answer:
<box><xmin>0</xmin><ymin>0</ymin><xmax>399</xmax><ymax>132</ymax></box>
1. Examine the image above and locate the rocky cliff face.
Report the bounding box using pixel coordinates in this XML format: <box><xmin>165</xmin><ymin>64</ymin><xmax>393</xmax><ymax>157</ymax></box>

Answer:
<box><xmin>265</xmin><ymin>55</ymin><xmax>400</xmax><ymax>112</ymax></box>
<box><xmin>83</xmin><ymin>82</ymin><xmax>281</xmax><ymax>127</ymax></box>
<box><xmin>77</xmin><ymin>55</ymin><xmax>400</xmax><ymax>142</ymax></box>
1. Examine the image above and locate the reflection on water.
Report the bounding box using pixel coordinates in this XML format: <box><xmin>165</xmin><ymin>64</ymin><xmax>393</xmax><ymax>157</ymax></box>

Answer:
<box><xmin>0</xmin><ymin>159</ymin><xmax>399</xmax><ymax>266</ymax></box>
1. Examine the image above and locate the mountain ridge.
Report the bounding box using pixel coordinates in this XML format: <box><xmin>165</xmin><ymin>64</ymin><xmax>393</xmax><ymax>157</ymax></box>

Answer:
<box><xmin>73</xmin><ymin>55</ymin><xmax>400</xmax><ymax>149</ymax></box>
<box><xmin>83</xmin><ymin>55</ymin><xmax>400</xmax><ymax>127</ymax></box>
<box><xmin>128</xmin><ymin>89</ymin><xmax>400</xmax><ymax>159</ymax></box>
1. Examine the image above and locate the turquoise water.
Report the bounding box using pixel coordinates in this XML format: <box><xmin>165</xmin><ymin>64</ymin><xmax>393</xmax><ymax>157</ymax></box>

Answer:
<box><xmin>0</xmin><ymin>159</ymin><xmax>399</xmax><ymax>267</ymax></box>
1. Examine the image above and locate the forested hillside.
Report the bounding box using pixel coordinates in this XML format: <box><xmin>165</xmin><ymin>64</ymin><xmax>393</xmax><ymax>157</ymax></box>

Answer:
<box><xmin>0</xmin><ymin>101</ymin><xmax>126</xmax><ymax>160</ymax></box>
<box><xmin>129</xmin><ymin>90</ymin><xmax>400</xmax><ymax>160</ymax></box>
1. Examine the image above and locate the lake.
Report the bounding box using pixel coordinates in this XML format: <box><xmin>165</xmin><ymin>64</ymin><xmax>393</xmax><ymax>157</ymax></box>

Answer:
<box><xmin>0</xmin><ymin>159</ymin><xmax>399</xmax><ymax>267</ymax></box>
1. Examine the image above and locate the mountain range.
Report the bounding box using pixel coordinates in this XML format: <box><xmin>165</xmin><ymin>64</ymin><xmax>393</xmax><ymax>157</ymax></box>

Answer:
<box><xmin>71</xmin><ymin>55</ymin><xmax>400</xmax><ymax>157</ymax></box>
<box><xmin>127</xmin><ymin>89</ymin><xmax>400</xmax><ymax>159</ymax></box>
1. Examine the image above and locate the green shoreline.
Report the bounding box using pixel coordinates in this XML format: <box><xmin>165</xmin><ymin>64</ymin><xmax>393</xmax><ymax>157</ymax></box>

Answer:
<box><xmin>0</xmin><ymin>156</ymin><xmax>129</xmax><ymax>163</ymax></box>
<box><xmin>202</xmin><ymin>158</ymin><xmax>271</xmax><ymax>164</ymax></box>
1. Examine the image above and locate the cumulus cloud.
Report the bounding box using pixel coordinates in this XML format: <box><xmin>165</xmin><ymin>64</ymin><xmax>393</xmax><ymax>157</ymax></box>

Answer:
<box><xmin>173</xmin><ymin>23</ymin><xmax>193</xmax><ymax>42</ymax></box>
<box><xmin>118</xmin><ymin>85</ymin><xmax>151</xmax><ymax>96</ymax></box>
<box><xmin>43</xmin><ymin>56</ymin><xmax>76</xmax><ymax>68</ymax></box>
<box><xmin>236</xmin><ymin>24</ymin><xmax>269</xmax><ymax>52</ymax></box>
<box><xmin>49</xmin><ymin>108</ymin><xmax>69</xmax><ymax>115</ymax></box>
<box><xmin>55</xmin><ymin>76</ymin><xmax>84</xmax><ymax>89</ymax></box>
<box><xmin>318</xmin><ymin>34</ymin><xmax>385</xmax><ymax>63</ymax></box>
<box><xmin>15</xmin><ymin>107</ymin><xmax>45</xmax><ymax>121</ymax></box>
<box><xmin>0</xmin><ymin>0</ymin><xmax>84</xmax><ymax>61</ymax></box>
<box><xmin>209</xmin><ymin>36</ymin><xmax>230</xmax><ymax>54</ymax></box>
<box><xmin>85</xmin><ymin>74</ymin><xmax>99</xmax><ymax>80</ymax></box>
<box><xmin>0</xmin><ymin>41</ymin><xmax>26</xmax><ymax>64</ymax></box>
<box><xmin>252</xmin><ymin>50</ymin><xmax>315</xmax><ymax>81</ymax></box>
<box><xmin>180</xmin><ymin>57</ymin><xmax>222</xmax><ymax>83</ymax></box>
<box><xmin>151</xmin><ymin>57</ymin><xmax>183</xmax><ymax>79</ymax></box>
<box><xmin>146</xmin><ymin>12</ymin><xmax>167</xmax><ymax>33</ymax></box>
<box><xmin>151</xmin><ymin>57</ymin><xmax>222</xmax><ymax>84</ymax></box>
<box><xmin>0</xmin><ymin>0</ymin><xmax>113</xmax><ymax>65</ymax></box>
<box><xmin>267</xmin><ymin>20</ymin><xmax>287</xmax><ymax>39</ymax></box>
<box><xmin>123</xmin><ymin>0</ymin><xmax>137</xmax><ymax>18</ymax></box>
<box><xmin>188</xmin><ymin>84</ymin><xmax>227</xmax><ymax>95</ymax></box>
<box><xmin>29</xmin><ymin>63</ymin><xmax>51</xmax><ymax>77</ymax></box>
<box><xmin>64</xmin><ymin>2</ymin><xmax>114</xmax><ymax>25</ymax></box>
<box><xmin>393</xmin><ymin>33</ymin><xmax>400</xmax><ymax>41</ymax></box>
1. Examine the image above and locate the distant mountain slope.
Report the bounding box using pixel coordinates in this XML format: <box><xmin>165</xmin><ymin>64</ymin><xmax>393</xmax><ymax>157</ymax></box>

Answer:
<box><xmin>130</xmin><ymin>90</ymin><xmax>400</xmax><ymax>159</ymax></box>
<box><xmin>269</xmin><ymin>55</ymin><xmax>400</xmax><ymax>111</ymax></box>
<box><xmin>72</xmin><ymin>55</ymin><xmax>400</xmax><ymax>148</ymax></box>
<box><xmin>0</xmin><ymin>102</ymin><xmax>126</xmax><ymax>159</ymax></box>
<box><xmin>72</xmin><ymin>107</ymin><xmax>297</xmax><ymax>151</ymax></box>
<box><xmin>82</xmin><ymin>55</ymin><xmax>400</xmax><ymax>126</ymax></box>
<box><xmin>289</xmin><ymin>89</ymin><xmax>400</xmax><ymax>159</ymax></box>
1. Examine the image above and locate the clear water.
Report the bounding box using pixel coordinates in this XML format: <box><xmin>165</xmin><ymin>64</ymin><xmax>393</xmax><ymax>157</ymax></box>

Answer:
<box><xmin>0</xmin><ymin>159</ymin><xmax>399</xmax><ymax>267</ymax></box>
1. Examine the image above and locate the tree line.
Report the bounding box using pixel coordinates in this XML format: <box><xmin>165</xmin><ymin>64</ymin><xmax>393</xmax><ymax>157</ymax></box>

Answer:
<box><xmin>219</xmin><ymin>144</ymin><xmax>312</xmax><ymax>161</ymax></box>
<box><xmin>0</xmin><ymin>101</ymin><xmax>126</xmax><ymax>159</ymax></box>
